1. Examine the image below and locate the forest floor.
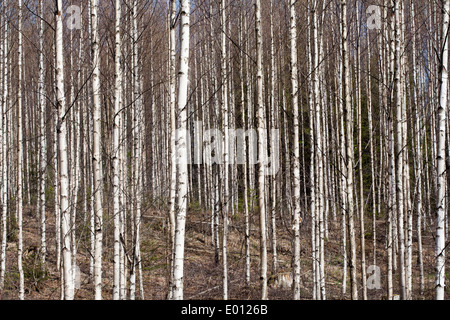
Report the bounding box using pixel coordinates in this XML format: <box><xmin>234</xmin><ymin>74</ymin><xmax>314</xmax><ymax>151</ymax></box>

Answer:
<box><xmin>0</xmin><ymin>202</ymin><xmax>445</xmax><ymax>300</ymax></box>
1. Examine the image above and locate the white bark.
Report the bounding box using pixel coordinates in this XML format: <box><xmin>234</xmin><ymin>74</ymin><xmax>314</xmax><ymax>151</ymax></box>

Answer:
<box><xmin>341</xmin><ymin>0</ymin><xmax>357</xmax><ymax>300</ymax></box>
<box><xmin>167</xmin><ymin>0</ymin><xmax>177</xmax><ymax>299</ymax></box>
<box><xmin>436</xmin><ymin>0</ymin><xmax>449</xmax><ymax>301</ymax></box>
<box><xmin>56</xmin><ymin>0</ymin><xmax>74</xmax><ymax>300</ymax></box>
<box><xmin>255</xmin><ymin>0</ymin><xmax>268</xmax><ymax>301</ymax></box>
<box><xmin>17</xmin><ymin>0</ymin><xmax>24</xmax><ymax>300</ymax></box>
<box><xmin>387</xmin><ymin>0</ymin><xmax>395</xmax><ymax>300</ymax></box>
<box><xmin>112</xmin><ymin>0</ymin><xmax>122</xmax><ymax>300</ymax></box>
<box><xmin>239</xmin><ymin>8</ymin><xmax>251</xmax><ymax>285</ymax></box>
<box><xmin>410</xmin><ymin>0</ymin><xmax>425</xmax><ymax>295</ymax></box>
<box><xmin>355</xmin><ymin>0</ymin><xmax>366</xmax><ymax>300</ymax></box>
<box><xmin>171</xmin><ymin>0</ymin><xmax>190</xmax><ymax>300</ymax></box>
<box><xmin>38</xmin><ymin>0</ymin><xmax>46</xmax><ymax>267</ymax></box>
<box><xmin>220</xmin><ymin>0</ymin><xmax>229</xmax><ymax>300</ymax></box>
<box><xmin>269</xmin><ymin>0</ymin><xmax>278</xmax><ymax>276</ymax></box>
<box><xmin>290</xmin><ymin>0</ymin><xmax>301</xmax><ymax>301</ymax></box>
<box><xmin>130</xmin><ymin>0</ymin><xmax>144</xmax><ymax>300</ymax></box>
<box><xmin>90</xmin><ymin>0</ymin><xmax>103</xmax><ymax>300</ymax></box>
<box><xmin>0</xmin><ymin>0</ymin><xmax>8</xmax><ymax>292</ymax></box>
<box><xmin>312</xmin><ymin>0</ymin><xmax>325</xmax><ymax>299</ymax></box>
<box><xmin>393</xmin><ymin>0</ymin><xmax>406</xmax><ymax>300</ymax></box>
<box><xmin>336</xmin><ymin>0</ymin><xmax>347</xmax><ymax>295</ymax></box>
<box><xmin>367</xmin><ymin>27</ymin><xmax>376</xmax><ymax>268</ymax></box>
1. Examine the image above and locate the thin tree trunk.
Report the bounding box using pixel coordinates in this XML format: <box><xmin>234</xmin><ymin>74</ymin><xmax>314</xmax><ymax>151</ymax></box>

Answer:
<box><xmin>167</xmin><ymin>0</ymin><xmax>177</xmax><ymax>300</ymax></box>
<box><xmin>393</xmin><ymin>0</ymin><xmax>406</xmax><ymax>300</ymax></box>
<box><xmin>436</xmin><ymin>0</ymin><xmax>449</xmax><ymax>301</ymax></box>
<box><xmin>239</xmin><ymin>7</ymin><xmax>251</xmax><ymax>286</ymax></box>
<box><xmin>0</xmin><ymin>0</ymin><xmax>8</xmax><ymax>292</ymax></box>
<box><xmin>289</xmin><ymin>0</ymin><xmax>301</xmax><ymax>301</ymax></box>
<box><xmin>410</xmin><ymin>1</ymin><xmax>425</xmax><ymax>296</ymax></box>
<box><xmin>269</xmin><ymin>0</ymin><xmax>278</xmax><ymax>276</ymax></box>
<box><xmin>355</xmin><ymin>0</ymin><xmax>367</xmax><ymax>300</ymax></box>
<box><xmin>337</xmin><ymin>0</ymin><xmax>347</xmax><ymax>295</ymax></box>
<box><xmin>90</xmin><ymin>0</ymin><xmax>103</xmax><ymax>300</ymax></box>
<box><xmin>17</xmin><ymin>0</ymin><xmax>25</xmax><ymax>300</ymax></box>
<box><xmin>112</xmin><ymin>0</ymin><xmax>122</xmax><ymax>300</ymax></box>
<box><xmin>255</xmin><ymin>0</ymin><xmax>267</xmax><ymax>301</ymax></box>
<box><xmin>367</xmin><ymin>27</ymin><xmax>377</xmax><ymax>268</ymax></box>
<box><xmin>38</xmin><ymin>0</ymin><xmax>47</xmax><ymax>268</ymax></box>
<box><xmin>220</xmin><ymin>0</ymin><xmax>229</xmax><ymax>300</ymax></box>
<box><xmin>171</xmin><ymin>0</ymin><xmax>190</xmax><ymax>300</ymax></box>
<box><xmin>56</xmin><ymin>0</ymin><xmax>74</xmax><ymax>300</ymax></box>
<box><xmin>342</xmin><ymin>0</ymin><xmax>357</xmax><ymax>300</ymax></box>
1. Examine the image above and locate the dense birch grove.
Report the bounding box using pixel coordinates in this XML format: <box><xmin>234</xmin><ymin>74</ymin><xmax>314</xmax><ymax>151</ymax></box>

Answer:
<box><xmin>0</xmin><ymin>0</ymin><xmax>449</xmax><ymax>300</ymax></box>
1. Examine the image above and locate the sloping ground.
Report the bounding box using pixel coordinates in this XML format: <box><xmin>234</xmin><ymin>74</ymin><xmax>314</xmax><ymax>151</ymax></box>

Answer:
<box><xmin>0</xmin><ymin>204</ymin><xmax>444</xmax><ymax>300</ymax></box>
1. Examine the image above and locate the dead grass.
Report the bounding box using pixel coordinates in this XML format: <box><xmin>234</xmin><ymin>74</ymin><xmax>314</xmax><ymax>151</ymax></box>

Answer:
<box><xmin>0</xmin><ymin>204</ymin><xmax>445</xmax><ymax>300</ymax></box>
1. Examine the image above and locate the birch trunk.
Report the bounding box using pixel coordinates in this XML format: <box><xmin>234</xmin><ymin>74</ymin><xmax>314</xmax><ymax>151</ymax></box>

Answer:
<box><xmin>112</xmin><ymin>0</ymin><xmax>122</xmax><ymax>300</ymax></box>
<box><xmin>255</xmin><ymin>0</ymin><xmax>267</xmax><ymax>300</ymax></box>
<box><xmin>0</xmin><ymin>0</ymin><xmax>8</xmax><ymax>292</ymax></box>
<box><xmin>312</xmin><ymin>0</ymin><xmax>325</xmax><ymax>299</ymax></box>
<box><xmin>290</xmin><ymin>0</ymin><xmax>301</xmax><ymax>301</ymax></box>
<box><xmin>269</xmin><ymin>0</ymin><xmax>278</xmax><ymax>275</ymax></box>
<box><xmin>355</xmin><ymin>0</ymin><xmax>366</xmax><ymax>300</ymax></box>
<box><xmin>220</xmin><ymin>0</ymin><xmax>229</xmax><ymax>300</ymax></box>
<box><xmin>341</xmin><ymin>0</ymin><xmax>357</xmax><ymax>300</ymax></box>
<box><xmin>167</xmin><ymin>0</ymin><xmax>177</xmax><ymax>299</ymax></box>
<box><xmin>171</xmin><ymin>0</ymin><xmax>190</xmax><ymax>300</ymax></box>
<box><xmin>56</xmin><ymin>0</ymin><xmax>74</xmax><ymax>300</ymax></box>
<box><xmin>239</xmin><ymin>8</ymin><xmax>251</xmax><ymax>285</ymax></box>
<box><xmin>337</xmin><ymin>0</ymin><xmax>347</xmax><ymax>295</ymax></box>
<box><xmin>90</xmin><ymin>0</ymin><xmax>103</xmax><ymax>300</ymax></box>
<box><xmin>367</xmin><ymin>28</ymin><xmax>376</xmax><ymax>268</ymax></box>
<box><xmin>393</xmin><ymin>0</ymin><xmax>406</xmax><ymax>300</ymax></box>
<box><xmin>387</xmin><ymin>0</ymin><xmax>395</xmax><ymax>300</ymax></box>
<box><xmin>17</xmin><ymin>0</ymin><xmax>25</xmax><ymax>300</ymax></box>
<box><xmin>410</xmin><ymin>0</ymin><xmax>425</xmax><ymax>295</ymax></box>
<box><xmin>38</xmin><ymin>0</ymin><xmax>46</xmax><ymax>267</ymax></box>
<box><xmin>436</xmin><ymin>0</ymin><xmax>449</xmax><ymax>301</ymax></box>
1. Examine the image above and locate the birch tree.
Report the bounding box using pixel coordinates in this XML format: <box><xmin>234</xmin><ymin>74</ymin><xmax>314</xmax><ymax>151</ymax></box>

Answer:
<box><xmin>171</xmin><ymin>0</ymin><xmax>190</xmax><ymax>300</ymax></box>
<box><xmin>0</xmin><ymin>0</ymin><xmax>8</xmax><ymax>293</ymax></box>
<box><xmin>38</xmin><ymin>0</ymin><xmax>47</xmax><ymax>268</ymax></box>
<box><xmin>90</xmin><ymin>0</ymin><xmax>103</xmax><ymax>300</ymax></box>
<box><xmin>112</xmin><ymin>0</ymin><xmax>122</xmax><ymax>300</ymax></box>
<box><xmin>255</xmin><ymin>0</ymin><xmax>267</xmax><ymax>301</ymax></box>
<box><xmin>290</xmin><ymin>0</ymin><xmax>301</xmax><ymax>301</ymax></box>
<box><xmin>341</xmin><ymin>0</ymin><xmax>357</xmax><ymax>300</ymax></box>
<box><xmin>436</xmin><ymin>0</ymin><xmax>449</xmax><ymax>301</ymax></box>
<box><xmin>393</xmin><ymin>0</ymin><xmax>407</xmax><ymax>300</ymax></box>
<box><xmin>220</xmin><ymin>0</ymin><xmax>229</xmax><ymax>300</ymax></box>
<box><xmin>56</xmin><ymin>0</ymin><xmax>74</xmax><ymax>300</ymax></box>
<box><xmin>167</xmin><ymin>0</ymin><xmax>177</xmax><ymax>299</ymax></box>
<box><xmin>17</xmin><ymin>0</ymin><xmax>24</xmax><ymax>300</ymax></box>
